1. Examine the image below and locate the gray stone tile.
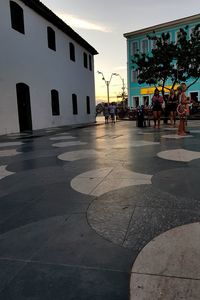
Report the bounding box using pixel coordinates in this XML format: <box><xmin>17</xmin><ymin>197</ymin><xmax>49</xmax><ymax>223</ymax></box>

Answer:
<box><xmin>0</xmin><ymin>186</ymin><xmax>45</xmax><ymax>222</ymax></box>
<box><xmin>71</xmin><ymin>166</ymin><xmax>152</xmax><ymax>196</ymax></box>
<box><xmin>0</xmin><ymin>166</ymin><xmax>67</xmax><ymax>195</ymax></box>
<box><xmin>0</xmin><ymin>262</ymin><xmax>130</xmax><ymax>300</ymax></box>
<box><xmin>124</xmin><ymin>154</ymin><xmax>185</xmax><ymax>174</ymax></box>
<box><xmin>132</xmin><ymin>222</ymin><xmax>200</xmax><ymax>279</ymax></box>
<box><xmin>1</xmin><ymin>120</ymin><xmax>200</xmax><ymax>299</ymax></box>
<box><xmin>89</xmin><ymin>184</ymin><xmax>200</xmax><ymax>211</ymax></box>
<box><xmin>130</xmin><ymin>273</ymin><xmax>200</xmax><ymax>300</ymax></box>
<box><xmin>88</xmin><ymin>200</ymin><xmax>134</xmax><ymax>245</ymax></box>
<box><xmin>0</xmin><ymin>259</ymin><xmax>26</xmax><ymax>293</ymax></box>
<box><xmin>5</xmin><ymin>156</ymin><xmax>63</xmax><ymax>173</ymax></box>
<box><xmin>152</xmin><ymin>167</ymin><xmax>200</xmax><ymax>200</ymax></box>
<box><xmin>0</xmin><ymin>142</ymin><xmax>23</xmax><ymax>148</ymax></box>
<box><xmin>123</xmin><ymin>206</ymin><xmax>200</xmax><ymax>249</ymax></box>
<box><xmin>0</xmin><ymin>182</ymin><xmax>92</xmax><ymax>234</ymax></box>
<box><xmin>0</xmin><ymin>216</ymin><xmax>67</xmax><ymax>260</ymax></box>
<box><xmin>87</xmin><ymin>185</ymin><xmax>200</xmax><ymax>247</ymax></box>
<box><xmin>33</xmin><ymin>214</ymin><xmax>133</xmax><ymax>272</ymax></box>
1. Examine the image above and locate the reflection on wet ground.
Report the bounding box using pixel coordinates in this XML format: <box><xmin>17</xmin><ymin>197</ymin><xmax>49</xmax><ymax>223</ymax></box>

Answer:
<box><xmin>0</xmin><ymin>119</ymin><xmax>200</xmax><ymax>299</ymax></box>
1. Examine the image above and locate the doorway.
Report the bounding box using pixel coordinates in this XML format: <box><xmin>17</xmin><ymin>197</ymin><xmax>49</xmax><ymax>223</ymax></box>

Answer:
<box><xmin>16</xmin><ymin>83</ymin><xmax>32</xmax><ymax>132</ymax></box>
<box><xmin>190</xmin><ymin>92</ymin><xmax>198</xmax><ymax>102</ymax></box>
<box><xmin>143</xmin><ymin>96</ymin><xmax>149</xmax><ymax>107</ymax></box>
<box><xmin>133</xmin><ymin>96</ymin><xmax>139</xmax><ymax>107</ymax></box>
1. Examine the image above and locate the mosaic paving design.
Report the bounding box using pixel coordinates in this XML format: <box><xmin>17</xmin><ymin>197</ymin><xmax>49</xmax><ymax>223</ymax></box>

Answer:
<box><xmin>58</xmin><ymin>149</ymin><xmax>100</xmax><ymax>161</ymax></box>
<box><xmin>0</xmin><ymin>149</ymin><xmax>21</xmax><ymax>157</ymax></box>
<box><xmin>130</xmin><ymin>223</ymin><xmax>200</xmax><ymax>299</ymax></box>
<box><xmin>55</xmin><ymin>132</ymin><xmax>70</xmax><ymax>135</ymax></box>
<box><xmin>163</xmin><ymin>127</ymin><xmax>177</xmax><ymax>131</ymax></box>
<box><xmin>7</xmin><ymin>133</ymin><xmax>29</xmax><ymax>138</ymax></box>
<box><xmin>95</xmin><ymin>140</ymin><xmax>160</xmax><ymax>149</ymax></box>
<box><xmin>0</xmin><ymin>120</ymin><xmax>200</xmax><ymax>299</ymax></box>
<box><xmin>161</xmin><ymin>134</ymin><xmax>193</xmax><ymax>139</ymax></box>
<box><xmin>52</xmin><ymin>141</ymin><xmax>87</xmax><ymax>147</ymax></box>
<box><xmin>157</xmin><ymin>149</ymin><xmax>200</xmax><ymax>162</ymax></box>
<box><xmin>71</xmin><ymin>166</ymin><xmax>152</xmax><ymax>196</ymax></box>
<box><xmin>190</xmin><ymin>130</ymin><xmax>200</xmax><ymax>133</ymax></box>
<box><xmin>0</xmin><ymin>165</ymin><xmax>15</xmax><ymax>180</ymax></box>
<box><xmin>50</xmin><ymin>136</ymin><xmax>76</xmax><ymax>141</ymax></box>
<box><xmin>0</xmin><ymin>142</ymin><xmax>23</xmax><ymax>148</ymax></box>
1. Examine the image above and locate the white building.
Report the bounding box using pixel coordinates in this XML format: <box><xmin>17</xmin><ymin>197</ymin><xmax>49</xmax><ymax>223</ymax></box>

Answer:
<box><xmin>0</xmin><ymin>0</ymin><xmax>98</xmax><ymax>135</ymax></box>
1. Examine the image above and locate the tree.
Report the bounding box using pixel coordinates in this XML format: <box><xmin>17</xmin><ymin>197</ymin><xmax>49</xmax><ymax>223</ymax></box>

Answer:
<box><xmin>132</xmin><ymin>24</ymin><xmax>200</xmax><ymax>97</ymax></box>
<box><xmin>187</xmin><ymin>24</ymin><xmax>200</xmax><ymax>88</ymax></box>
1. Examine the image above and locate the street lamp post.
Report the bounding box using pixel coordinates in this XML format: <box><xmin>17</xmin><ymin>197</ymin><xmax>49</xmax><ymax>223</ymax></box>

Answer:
<box><xmin>114</xmin><ymin>73</ymin><xmax>126</xmax><ymax>107</ymax></box>
<box><xmin>97</xmin><ymin>71</ymin><xmax>118</xmax><ymax>104</ymax></box>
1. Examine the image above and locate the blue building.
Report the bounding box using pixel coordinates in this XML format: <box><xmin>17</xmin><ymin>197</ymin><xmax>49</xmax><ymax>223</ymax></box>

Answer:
<box><xmin>124</xmin><ymin>14</ymin><xmax>200</xmax><ymax>108</ymax></box>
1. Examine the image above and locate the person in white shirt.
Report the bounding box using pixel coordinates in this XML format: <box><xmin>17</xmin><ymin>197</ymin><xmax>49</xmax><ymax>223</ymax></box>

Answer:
<box><xmin>109</xmin><ymin>103</ymin><xmax>116</xmax><ymax>124</ymax></box>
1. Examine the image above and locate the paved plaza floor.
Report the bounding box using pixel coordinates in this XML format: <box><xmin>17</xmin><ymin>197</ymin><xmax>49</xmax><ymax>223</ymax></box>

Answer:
<box><xmin>0</xmin><ymin>118</ymin><xmax>200</xmax><ymax>299</ymax></box>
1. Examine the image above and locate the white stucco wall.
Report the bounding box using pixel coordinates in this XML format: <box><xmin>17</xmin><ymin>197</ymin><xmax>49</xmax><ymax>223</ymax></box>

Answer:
<box><xmin>0</xmin><ymin>0</ymin><xmax>96</xmax><ymax>134</ymax></box>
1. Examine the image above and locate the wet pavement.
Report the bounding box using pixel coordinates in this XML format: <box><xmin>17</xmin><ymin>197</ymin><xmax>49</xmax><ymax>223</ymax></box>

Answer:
<box><xmin>0</xmin><ymin>118</ymin><xmax>200</xmax><ymax>299</ymax></box>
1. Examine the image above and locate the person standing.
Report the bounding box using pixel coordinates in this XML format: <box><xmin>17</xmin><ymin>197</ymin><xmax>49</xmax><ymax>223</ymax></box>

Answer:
<box><xmin>103</xmin><ymin>103</ymin><xmax>110</xmax><ymax>124</ymax></box>
<box><xmin>177</xmin><ymin>83</ymin><xmax>190</xmax><ymax>135</ymax></box>
<box><xmin>109</xmin><ymin>102</ymin><xmax>116</xmax><ymax>124</ymax></box>
<box><xmin>176</xmin><ymin>86</ymin><xmax>182</xmax><ymax>104</ymax></box>
<box><xmin>168</xmin><ymin>89</ymin><xmax>178</xmax><ymax>127</ymax></box>
<box><xmin>151</xmin><ymin>88</ymin><xmax>164</xmax><ymax>128</ymax></box>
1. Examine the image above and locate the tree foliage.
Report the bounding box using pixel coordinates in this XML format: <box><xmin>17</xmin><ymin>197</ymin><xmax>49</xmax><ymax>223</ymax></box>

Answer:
<box><xmin>132</xmin><ymin>24</ymin><xmax>200</xmax><ymax>96</ymax></box>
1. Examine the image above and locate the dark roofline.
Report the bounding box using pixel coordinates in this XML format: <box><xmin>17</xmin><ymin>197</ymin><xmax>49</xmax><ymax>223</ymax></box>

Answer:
<box><xmin>124</xmin><ymin>13</ymin><xmax>200</xmax><ymax>38</ymax></box>
<box><xmin>19</xmin><ymin>0</ymin><xmax>98</xmax><ymax>55</ymax></box>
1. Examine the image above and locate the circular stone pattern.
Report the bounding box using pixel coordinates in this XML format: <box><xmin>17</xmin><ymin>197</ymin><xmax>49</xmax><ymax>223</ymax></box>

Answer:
<box><xmin>130</xmin><ymin>222</ymin><xmax>200</xmax><ymax>300</ymax></box>
<box><xmin>157</xmin><ymin>149</ymin><xmax>200</xmax><ymax>162</ymax></box>
<box><xmin>71</xmin><ymin>167</ymin><xmax>152</xmax><ymax>197</ymax></box>
<box><xmin>87</xmin><ymin>185</ymin><xmax>186</xmax><ymax>247</ymax></box>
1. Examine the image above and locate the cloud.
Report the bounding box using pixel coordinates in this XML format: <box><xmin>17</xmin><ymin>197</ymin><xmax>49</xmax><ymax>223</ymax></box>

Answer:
<box><xmin>57</xmin><ymin>13</ymin><xmax>112</xmax><ymax>32</ymax></box>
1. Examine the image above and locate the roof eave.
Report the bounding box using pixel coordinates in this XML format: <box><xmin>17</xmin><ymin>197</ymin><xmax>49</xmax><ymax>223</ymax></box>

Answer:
<box><xmin>19</xmin><ymin>0</ymin><xmax>98</xmax><ymax>55</ymax></box>
<box><xmin>124</xmin><ymin>13</ymin><xmax>200</xmax><ymax>38</ymax></box>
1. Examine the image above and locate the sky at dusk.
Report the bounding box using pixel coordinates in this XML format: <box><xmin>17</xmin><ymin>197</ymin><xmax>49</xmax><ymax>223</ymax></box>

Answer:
<box><xmin>42</xmin><ymin>0</ymin><xmax>200</xmax><ymax>103</ymax></box>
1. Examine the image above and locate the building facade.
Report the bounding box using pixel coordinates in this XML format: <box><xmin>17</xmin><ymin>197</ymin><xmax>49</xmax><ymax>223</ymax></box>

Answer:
<box><xmin>0</xmin><ymin>0</ymin><xmax>98</xmax><ymax>135</ymax></box>
<box><xmin>124</xmin><ymin>14</ymin><xmax>200</xmax><ymax>108</ymax></box>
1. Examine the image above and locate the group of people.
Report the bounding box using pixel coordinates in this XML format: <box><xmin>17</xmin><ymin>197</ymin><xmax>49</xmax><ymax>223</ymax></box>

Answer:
<box><xmin>151</xmin><ymin>83</ymin><xmax>191</xmax><ymax>135</ymax></box>
<box><xmin>102</xmin><ymin>83</ymin><xmax>191</xmax><ymax>135</ymax></box>
<box><xmin>103</xmin><ymin>103</ymin><xmax>117</xmax><ymax>124</ymax></box>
